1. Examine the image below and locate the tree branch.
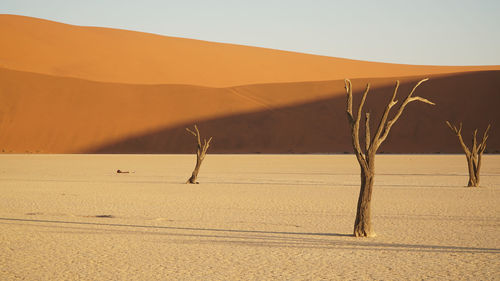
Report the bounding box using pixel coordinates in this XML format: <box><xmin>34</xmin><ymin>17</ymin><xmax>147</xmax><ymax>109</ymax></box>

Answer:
<box><xmin>479</xmin><ymin>124</ymin><xmax>491</xmax><ymax>153</ymax></box>
<box><xmin>356</xmin><ymin>83</ymin><xmax>371</xmax><ymax>130</ymax></box>
<box><xmin>194</xmin><ymin>125</ymin><xmax>201</xmax><ymax>148</ymax></box>
<box><xmin>202</xmin><ymin>136</ymin><xmax>213</xmax><ymax>157</ymax></box>
<box><xmin>377</xmin><ymin>79</ymin><xmax>433</xmax><ymax>146</ymax></box>
<box><xmin>346</xmin><ymin>79</ymin><xmax>353</xmax><ymax>122</ymax></box>
<box><xmin>345</xmin><ymin>79</ymin><xmax>368</xmax><ymax>166</ymax></box>
<box><xmin>186</xmin><ymin>127</ymin><xmax>197</xmax><ymax>136</ymax></box>
<box><xmin>365</xmin><ymin>113</ymin><xmax>371</xmax><ymax>152</ymax></box>
<box><xmin>372</xmin><ymin>80</ymin><xmax>400</xmax><ymax>149</ymax></box>
<box><xmin>446</xmin><ymin>121</ymin><xmax>471</xmax><ymax>156</ymax></box>
<box><xmin>471</xmin><ymin>129</ymin><xmax>478</xmax><ymax>156</ymax></box>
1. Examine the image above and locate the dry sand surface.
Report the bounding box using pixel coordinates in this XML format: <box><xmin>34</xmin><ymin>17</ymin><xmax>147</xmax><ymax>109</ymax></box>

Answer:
<box><xmin>0</xmin><ymin>154</ymin><xmax>498</xmax><ymax>280</ymax></box>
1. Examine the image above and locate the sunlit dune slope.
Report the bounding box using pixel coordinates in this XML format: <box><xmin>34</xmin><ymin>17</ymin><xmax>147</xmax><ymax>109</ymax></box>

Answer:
<box><xmin>1</xmin><ymin>14</ymin><xmax>499</xmax><ymax>87</ymax></box>
<box><xmin>0</xmin><ymin>67</ymin><xmax>498</xmax><ymax>153</ymax></box>
<box><xmin>0</xmin><ymin>67</ymin><xmax>340</xmax><ymax>153</ymax></box>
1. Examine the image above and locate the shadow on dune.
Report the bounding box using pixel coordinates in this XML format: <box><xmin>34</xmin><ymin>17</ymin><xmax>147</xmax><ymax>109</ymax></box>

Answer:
<box><xmin>87</xmin><ymin>71</ymin><xmax>500</xmax><ymax>154</ymax></box>
<box><xmin>2</xmin><ymin>217</ymin><xmax>498</xmax><ymax>253</ymax></box>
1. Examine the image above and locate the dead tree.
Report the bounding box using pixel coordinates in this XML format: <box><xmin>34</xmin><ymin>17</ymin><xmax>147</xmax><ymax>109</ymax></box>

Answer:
<box><xmin>445</xmin><ymin>121</ymin><xmax>491</xmax><ymax>187</ymax></box>
<box><xmin>186</xmin><ymin>125</ymin><xmax>212</xmax><ymax>184</ymax></box>
<box><xmin>346</xmin><ymin>78</ymin><xmax>434</xmax><ymax>237</ymax></box>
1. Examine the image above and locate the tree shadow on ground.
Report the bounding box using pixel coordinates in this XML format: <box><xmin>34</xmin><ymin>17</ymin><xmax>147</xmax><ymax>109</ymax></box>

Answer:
<box><xmin>2</xmin><ymin>217</ymin><xmax>498</xmax><ymax>254</ymax></box>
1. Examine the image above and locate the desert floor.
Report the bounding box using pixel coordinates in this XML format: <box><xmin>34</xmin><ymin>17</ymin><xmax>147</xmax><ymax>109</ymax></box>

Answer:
<box><xmin>0</xmin><ymin>154</ymin><xmax>498</xmax><ymax>280</ymax></box>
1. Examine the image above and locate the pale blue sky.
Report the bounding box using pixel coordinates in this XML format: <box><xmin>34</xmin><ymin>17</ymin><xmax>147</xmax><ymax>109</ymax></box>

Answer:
<box><xmin>2</xmin><ymin>0</ymin><xmax>500</xmax><ymax>65</ymax></box>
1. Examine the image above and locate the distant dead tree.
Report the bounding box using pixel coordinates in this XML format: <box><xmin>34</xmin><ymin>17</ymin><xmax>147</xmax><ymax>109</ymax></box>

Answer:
<box><xmin>345</xmin><ymin>78</ymin><xmax>434</xmax><ymax>237</ymax></box>
<box><xmin>445</xmin><ymin>121</ymin><xmax>491</xmax><ymax>187</ymax></box>
<box><xmin>186</xmin><ymin>125</ymin><xmax>213</xmax><ymax>184</ymax></box>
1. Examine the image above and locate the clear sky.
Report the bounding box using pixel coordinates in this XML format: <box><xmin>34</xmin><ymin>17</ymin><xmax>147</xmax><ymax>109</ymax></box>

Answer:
<box><xmin>2</xmin><ymin>0</ymin><xmax>500</xmax><ymax>65</ymax></box>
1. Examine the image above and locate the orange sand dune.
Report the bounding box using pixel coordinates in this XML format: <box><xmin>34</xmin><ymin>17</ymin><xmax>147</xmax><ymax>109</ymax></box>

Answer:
<box><xmin>0</xmin><ymin>67</ymin><xmax>498</xmax><ymax>154</ymax></box>
<box><xmin>1</xmin><ymin>14</ymin><xmax>499</xmax><ymax>87</ymax></box>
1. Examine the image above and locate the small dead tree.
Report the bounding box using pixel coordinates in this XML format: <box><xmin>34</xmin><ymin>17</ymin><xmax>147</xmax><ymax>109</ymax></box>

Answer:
<box><xmin>445</xmin><ymin>121</ymin><xmax>491</xmax><ymax>187</ymax></box>
<box><xmin>186</xmin><ymin>125</ymin><xmax>212</xmax><ymax>184</ymax></box>
<box><xmin>346</xmin><ymin>78</ymin><xmax>434</xmax><ymax>237</ymax></box>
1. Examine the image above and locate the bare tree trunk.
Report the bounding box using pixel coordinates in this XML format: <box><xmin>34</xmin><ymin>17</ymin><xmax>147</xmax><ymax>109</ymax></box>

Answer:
<box><xmin>466</xmin><ymin>156</ymin><xmax>478</xmax><ymax>187</ymax></box>
<box><xmin>354</xmin><ymin>161</ymin><xmax>375</xmax><ymax>237</ymax></box>
<box><xmin>345</xmin><ymin>78</ymin><xmax>433</xmax><ymax>237</ymax></box>
<box><xmin>186</xmin><ymin>125</ymin><xmax>212</xmax><ymax>184</ymax></box>
<box><xmin>187</xmin><ymin>157</ymin><xmax>203</xmax><ymax>184</ymax></box>
<box><xmin>446</xmin><ymin>122</ymin><xmax>490</xmax><ymax>187</ymax></box>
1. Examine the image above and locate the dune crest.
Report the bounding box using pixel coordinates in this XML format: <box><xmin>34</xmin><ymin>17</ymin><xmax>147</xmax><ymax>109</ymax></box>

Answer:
<box><xmin>1</xmin><ymin>14</ymin><xmax>499</xmax><ymax>87</ymax></box>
